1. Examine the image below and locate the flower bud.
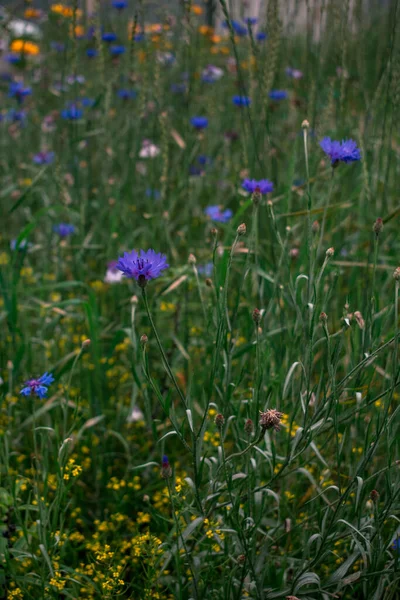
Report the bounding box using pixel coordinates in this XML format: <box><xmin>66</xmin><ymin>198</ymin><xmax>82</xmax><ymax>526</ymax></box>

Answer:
<box><xmin>326</xmin><ymin>247</ymin><xmax>334</xmax><ymax>257</ymax></box>
<box><xmin>320</xmin><ymin>312</ymin><xmax>328</xmax><ymax>324</ymax></box>
<box><xmin>370</xmin><ymin>489</ymin><xmax>379</xmax><ymax>502</ymax></box>
<box><xmin>252</xmin><ymin>308</ymin><xmax>261</xmax><ymax>324</ymax></box>
<box><xmin>237</xmin><ymin>223</ymin><xmax>246</xmax><ymax>236</ymax></box>
<box><xmin>140</xmin><ymin>334</ymin><xmax>148</xmax><ymax>345</ymax></box>
<box><xmin>373</xmin><ymin>217</ymin><xmax>383</xmax><ymax>237</ymax></box>
<box><xmin>210</xmin><ymin>227</ymin><xmax>218</xmax><ymax>236</ymax></box>
<box><xmin>188</xmin><ymin>253</ymin><xmax>196</xmax><ymax>265</ymax></box>
<box><xmin>237</xmin><ymin>554</ymin><xmax>246</xmax><ymax>565</ymax></box>
<box><xmin>312</xmin><ymin>220</ymin><xmax>320</xmax><ymax>234</ymax></box>
<box><xmin>161</xmin><ymin>455</ymin><xmax>172</xmax><ymax>479</ymax></box>
<box><xmin>301</xmin><ymin>119</ymin><xmax>309</xmax><ymax>129</ymax></box>
<box><xmin>259</xmin><ymin>409</ymin><xmax>283</xmax><ymax>432</ymax></box>
<box><xmin>82</xmin><ymin>339</ymin><xmax>91</xmax><ymax>348</ymax></box>
<box><xmin>205</xmin><ymin>278</ymin><xmax>213</xmax><ymax>287</ymax></box>
<box><xmin>215</xmin><ymin>413</ymin><xmax>225</xmax><ymax>429</ymax></box>
<box><xmin>393</xmin><ymin>267</ymin><xmax>400</xmax><ymax>281</ymax></box>
<box><xmin>244</xmin><ymin>418</ymin><xmax>254</xmax><ymax>435</ymax></box>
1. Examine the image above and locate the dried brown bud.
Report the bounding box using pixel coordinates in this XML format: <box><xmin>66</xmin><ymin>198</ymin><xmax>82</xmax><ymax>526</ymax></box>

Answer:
<box><xmin>373</xmin><ymin>217</ymin><xmax>383</xmax><ymax>237</ymax></box>
<box><xmin>140</xmin><ymin>334</ymin><xmax>148</xmax><ymax>345</ymax></box>
<box><xmin>320</xmin><ymin>312</ymin><xmax>328</xmax><ymax>323</ymax></box>
<box><xmin>326</xmin><ymin>247</ymin><xmax>334</xmax><ymax>257</ymax></box>
<box><xmin>205</xmin><ymin>278</ymin><xmax>213</xmax><ymax>287</ymax></box>
<box><xmin>252</xmin><ymin>308</ymin><xmax>261</xmax><ymax>324</ymax></box>
<box><xmin>244</xmin><ymin>418</ymin><xmax>254</xmax><ymax>435</ymax></box>
<box><xmin>312</xmin><ymin>220</ymin><xmax>320</xmax><ymax>234</ymax></box>
<box><xmin>188</xmin><ymin>253</ymin><xmax>196</xmax><ymax>265</ymax></box>
<box><xmin>215</xmin><ymin>413</ymin><xmax>225</xmax><ymax>429</ymax></box>
<box><xmin>370</xmin><ymin>489</ymin><xmax>379</xmax><ymax>502</ymax></box>
<box><xmin>237</xmin><ymin>223</ymin><xmax>246</xmax><ymax>236</ymax></box>
<box><xmin>393</xmin><ymin>267</ymin><xmax>400</xmax><ymax>281</ymax></box>
<box><xmin>259</xmin><ymin>409</ymin><xmax>283</xmax><ymax>432</ymax></box>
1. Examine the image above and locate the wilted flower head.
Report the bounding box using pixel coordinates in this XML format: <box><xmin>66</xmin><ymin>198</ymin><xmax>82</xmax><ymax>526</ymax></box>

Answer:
<box><xmin>232</xmin><ymin>95</ymin><xmax>251</xmax><ymax>107</ymax></box>
<box><xmin>116</xmin><ymin>249</ymin><xmax>169</xmax><ymax>284</ymax></box>
<box><xmin>53</xmin><ymin>223</ymin><xmax>75</xmax><ymax>237</ymax></box>
<box><xmin>259</xmin><ymin>409</ymin><xmax>283</xmax><ymax>432</ymax></box>
<box><xmin>205</xmin><ymin>205</ymin><xmax>233</xmax><ymax>223</ymax></box>
<box><xmin>104</xmin><ymin>261</ymin><xmax>124</xmax><ymax>284</ymax></box>
<box><xmin>242</xmin><ymin>179</ymin><xmax>274</xmax><ymax>195</ymax></box>
<box><xmin>190</xmin><ymin>116</ymin><xmax>208</xmax><ymax>129</ymax></box>
<box><xmin>269</xmin><ymin>90</ymin><xmax>288</xmax><ymax>100</ymax></box>
<box><xmin>320</xmin><ymin>137</ymin><xmax>361</xmax><ymax>165</ymax></box>
<box><xmin>20</xmin><ymin>372</ymin><xmax>54</xmax><ymax>398</ymax></box>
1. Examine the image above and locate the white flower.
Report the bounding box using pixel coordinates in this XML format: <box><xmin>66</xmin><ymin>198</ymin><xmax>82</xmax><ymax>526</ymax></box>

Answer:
<box><xmin>139</xmin><ymin>140</ymin><xmax>160</xmax><ymax>158</ymax></box>
<box><xmin>104</xmin><ymin>266</ymin><xmax>124</xmax><ymax>284</ymax></box>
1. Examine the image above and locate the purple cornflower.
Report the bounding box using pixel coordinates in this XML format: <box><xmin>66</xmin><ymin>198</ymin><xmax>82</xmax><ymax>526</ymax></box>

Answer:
<box><xmin>198</xmin><ymin>262</ymin><xmax>213</xmax><ymax>276</ymax></box>
<box><xmin>320</xmin><ymin>137</ymin><xmax>361</xmax><ymax>165</ymax></box>
<box><xmin>20</xmin><ymin>372</ymin><xmax>54</xmax><ymax>399</ymax></box>
<box><xmin>110</xmin><ymin>45</ymin><xmax>125</xmax><ymax>56</ymax></box>
<box><xmin>205</xmin><ymin>205</ymin><xmax>233</xmax><ymax>223</ymax></box>
<box><xmin>285</xmin><ymin>67</ymin><xmax>303</xmax><ymax>79</ymax></box>
<box><xmin>116</xmin><ymin>249</ymin><xmax>169</xmax><ymax>284</ymax></box>
<box><xmin>53</xmin><ymin>223</ymin><xmax>75</xmax><ymax>237</ymax></box>
<box><xmin>190</xmin><ymin>116</ymin><xmax>208</xmax><ymax>129</ymax></box>
<box><xmin>232</xmin><ymin>95</ymin><xmax>251</xmax><ymax>107</ymax></box>
<box><xmin>269</xmin><ymin>90</ymin><xmax>288</xmax><ymax>100</ymax></box>
<box><xmin>33</xmin><ymin>151</ymin><xmax>55</xmax><ymax>165</ymax></box>
<box><xmin>242</xmin><ymin>179</ymin><xmax>274</xmax><ymax>194</ymax></box>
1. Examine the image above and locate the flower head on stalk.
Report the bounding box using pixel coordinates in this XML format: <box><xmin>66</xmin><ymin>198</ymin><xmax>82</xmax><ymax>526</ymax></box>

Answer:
<box><xmin>319</xmin><ymin>137</ymin><xmax>361</xmax><ymax>166</ymax></box>
<box><xmin>20</xmin><ymin>372</ymin><xmax>54</xmax><ymax>398</ymax></box>
<box><xmin>259</xmin><ymin>409</ymin><xmax>283</xmax><ymax>432</ymax></box>
<box><xmin>161</xmin><ymin>455</ymin><xmax>172</xmax><ymax>479</ymax></box>
<box><xmin>116</xmin><ymin>249</ymin><xmax>168</xmax><ymax>287</ymax></box>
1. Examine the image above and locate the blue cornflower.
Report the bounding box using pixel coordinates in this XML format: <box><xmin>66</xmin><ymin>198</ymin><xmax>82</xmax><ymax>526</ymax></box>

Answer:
<box><xmin>232</xmin><ymin>95</ymin><xmax>251</xmax><ymax>107</ymax></box>
<box><xmin>190</xmin><ymin>116</ymin><xmax>208</xmax><ymax>129</ymax></box>
<box><xmin>171</xmin><ymin>83</ymin><xmax>186</xmax><ymax>94</ymax></box>
<box><xmin>161</xmin><ymin>454</ymin><xmax>172</xmax><ymax>478</ymax></box>
<box><xmin>392</xmin><ymin>538</ymin><xmax>400</xmax><ymax>552</ymax></box>
<box><xmin>86</xmin><ymin>48</ymin><xmax>98</xmax><ymax>58</ymax></box>
<box><xmin>198</xmin><ymin>262</ymin><xmax>213</xmax><ymax>276</ymax></box>
<box><xmin>269</xmin><ymin>90</ymin><xmax>288</xmax><ymax>101</ymax></box>
<box><xmin>134</xmin><ymin>33</ymin><xmax>145</xmax><ymax>42</ymax></box>
<box><xmin>53</xmin><ymin>223</ymin><xmax>75</xmax><ymax>237</ymax></box>
<box><xmin>244</xmin><ymin>17</ymin><xmax>258</xmax><ymax>25</ymax></box>
<box><xmin>112</xmin><ymin>0</ymin><xmax>127</xmax><ymax>7</ymax></box>
<box><xmin>198</xmin><ymin>155</ymin><xmax>212</xmax><ymax>166</ymax></box>
<box><xmin>320</xmin><ymin>137</ymin><xmax>361</xmax><ymax>165</ymax></box>
<box><xmin>117</xmin><ymin>89</ymin><xmax>137</xmax><ymax>100</ymax></box>
<box><xmin>20</xmin><ymin>372</ymin><xmax>54</xmax><ymax>399</ymax></box>
<box><xmin>205</xmin><ymin>205</ymin><xmax>233</xmax><ymax>223</ymax></box>
<box><xmin>81</xmin><ymin>98</ymin><xmax>95</xmax><ymax>107</ymax></box>
<box><xmin>116</xmin><ymin>249</ymin><xmax>169</xmax><ymax>283</ymax></box>
<box><xmin>145</xmin><ymin>188</ymin><xmax>161</xmax><ymax>200</ymax></box>
<box><xmin>242</xmin><ymin>179</ymin><xmax>274</xmax><ymax>194</ymax></box>
<box><xmin>110</xmin><ymin>45</ymin><xmax>125</xmax><ymax>56</ymax></box>
<box><xmin>33</xmin><ymin>151</ymin><xmax>55</xmax><ymax>165</ymax></box>
<box><xmin>5</xmin><ymin>53</ymin><xmax>22</xmax><ymax>64</ymax></box>
<box><xmin>223</xmin><ymin>19</ymin><xmax>247</xmax><ymax>36</ymax></box>
<box><xmin>9</xmin><ymin>82</ymin><xmax>32</xmax><ymax>102</ymax></box>
<box><xmin>256</xmin><ymin>32</ymin><xmax>267</xmax><ymax>41</ymax></box>
<box><xmin>51</xmin><ymin>41</ymin><xmax>65</xmax><ymax>52</ymax></box>
<box><xmin>8</xmin><ymin>110</ymin><xmax>26</xmax><ymax>123</ymax></box>
<box><xmin>61</xmin><ymin>105</ymin><xmax>83</xmax><ymax>120</ymax></box>
<box><xmin>102</xmin><ymin>32</ymin><xmax>117</xmax><ymax>43</ymax></box>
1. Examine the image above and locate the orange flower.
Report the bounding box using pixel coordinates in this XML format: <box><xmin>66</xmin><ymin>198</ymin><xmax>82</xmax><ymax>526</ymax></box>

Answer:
<box><xmin>24</xmin><ymin>8</ymin><xmax>42</xmax><ymax>19</ymax></box>
<box><xmin>210</xmin><ymin>34</ymin><xmax>221</xmax><ymax>44</ymax></box>
<box><xmin>10</xmin><ymin>40</ymin><xmax>40</xmax><ymax>56</ymax></box>
<box><xmin>51</xmin><ymin>4</ymin><xmax>82</xmax><ymax>18</ymax></box>
<box><xmin>192</xmin><ymin>5</ymin><xmax>203</xmax><ymax>15</ymax></box>
<box><xmin>199</xmin><ymin>25</ymin><xmax>213</xmax><ymax>35</ymax></box>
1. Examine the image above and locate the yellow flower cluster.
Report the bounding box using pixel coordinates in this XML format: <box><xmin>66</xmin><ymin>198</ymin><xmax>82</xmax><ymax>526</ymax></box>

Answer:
<box><xmin>50</xmin><ymin>4</ymin><xmax>82</xmax><ymax>18</ymax></box>
<box><xmin>10</xmin><ymin>40</ymin><xmax>40</xmax><ymax>56</ymax></box>
<box><xmin>63</xmin><ymin>457</ymin><xmax>82</xmax><ymax>481</ymax></box>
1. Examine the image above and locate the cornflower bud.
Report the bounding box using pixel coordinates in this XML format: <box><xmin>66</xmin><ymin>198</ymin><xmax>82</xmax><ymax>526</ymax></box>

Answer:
<box><xmin>326</xmin><ymin>247</ymin><xmax>334</xmax><ymax>257</ymax></box>
<box><xmin>312</xmin><ymin>220</ymin><xmax>320</xmax><ymax>234</ymax></box>
<box><xmin>373</xmin><ymin>217</ymin><xmax>383</xmax><ymax>237</ymax></box>
<box><xmin>320</xmin><ymin>312</ymin><xmax>328</xmax><ymax>324</ymax></box>
<box><xmin>140</xmin><ymin>334</ymin><xmax>148</xmax><ymax>346</ymax></box>
<box><xmin>301</xmin><ymin>119</ymin><xmax>309</xmax><ymax>129</ymax></box>
<box><xmin>370</xmin><ymin>489</ymin><xmax>379</xmax><ymax>502</ymax></box>
<box><xmin>244</xmin><ymin>419</ymin><xmax>254</xmax><ymax>435</ymax></box>
<box><xmin>259</xmin><ymin>409</ymin><xmax>283</xmax><ymax>432</ymax></box>
<box><xmin>215</xmin><ymin>413</ymin><xmax>225</xmax><ymax>429</ymax></box>
<box><xmin>393</xmin><ymin>267</ymin><xmax>400</xmax><ymax>281</ymax></box>
<box><xmin>252</xmin><ymin>308</ymin><xmax>261</xmax><ymax>324</ymax></box>
<box><xmin>188</xmin><ymin>253</ymin><xmax>196</xmax><ymax>265</ymax></box>
<box><xmin>237</xmin><ymin>223</ymin><xmax>246</xmax><ymax>236</ymax></box>
<box><xmin>161</xmin><ymin>455</ymin><xmax>172</xmax><ymax>479</ymax></box>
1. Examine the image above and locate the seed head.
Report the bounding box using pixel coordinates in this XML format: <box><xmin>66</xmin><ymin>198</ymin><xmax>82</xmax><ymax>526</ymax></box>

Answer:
<box><xmin>215</xmin><ymin>413</ymin><xmax>225</xmax><ymax>429</ymax></box>
<box><xmin>237</xmin><ymin>223</ymin><xmax>247</xmax><ymax>236</ymax></box>
<box><xmin>373</xmin><ymin>217</ymin><xmax>383</xmax><ymax>237</ymax></box>
<box><xmin>259</xmin><ymin>409</ymin><xmax>283</xmax><ymax>432</ymax></box>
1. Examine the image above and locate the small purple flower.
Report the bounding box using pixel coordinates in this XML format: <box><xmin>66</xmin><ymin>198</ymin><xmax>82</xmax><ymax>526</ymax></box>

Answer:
<box><xmin>20</xmin><ymin>372</ymin><xmax>54</xmax><ymax>399</ymax></box>
<box><xmin>190</xmin><ymin>116</ymin><xmax>208</xmax><ymax>129</ymax></box>
<box><xmin>242</xmin><ymin>179</ymin><xmax>274</xmax><ymax>194</ymax></box>
<box><xmin>110</xmin><ymin>45</ymin><xmax>125</xmax><ymax>56</ymax></box>
<box><xmin>171</xmin><ymin>83</ymin><xmax>186</xmax><ymax>93</ymax></box>
<box><xmin>61</xmin><ymin>105</ymin><xmax>83</xmax><ymax>120</ymax></box>
<box><xmin>269</xmin><ymin>90</ymin><xmax>288</xmax><ymax>101</ymax></box>
<box><xmin>161</xmin><ymin>454</ymin><xmax>172</xmax><ymax>479</ymax></box>
<box><xmin>256</xmin><ymin>32</ymin><xmax>267</xmax><ymax>41</ymax></box>
<box><xmin>205</xmin><ymin>205</ymin><xmax>233</xmax><ymax>223</ymax></box>
<box><xmin>320</xmin><ymin>137</ymin><xmax>361</xmax><ymax>165</ymax></box>
<box><xmin>232</xmin><ymin>95</ymin><xmax>251</xmax><ymax>107</ymax></box>
<box><xmin>33</xmin><ymin>151</ymin><xmax>55</xmax><ymax>165</ymax></box>
<box><xmin>116</xmin><ymin>249</ymin><xmax>169</xmax><ymax>283</ymax></box>
<box><xmin>8</xmin><ymin>110</ymin><xmax>26</xmax><ymax>123</ymax></box>
<box><xmin>392</xmin><ymin>537</ymin><xmax>400</xmax><ymax>552</ymax></box>
<box><xmin>53</xmin><ymin>223</ymin><xmax>75</xmax><ymax>237</ymax></box>
<box><xmin>102</xmin><ymin>32</ymin><xmax>117</xmax><ymax>43</ymax></box>
<box><xmin>202</xmin><ymin>65</ymin><xmax>224</xmax><ymax>83</ymax></box>
<box><xmin>9</xmin><ymin>82</ymin><xmax>32</xmax><ymax>103</ymax></box>
<box><xmin>81</xmin><ymin>98</ymin><xmax>95</xmax><ymax>107</ymax></box>
<box><xmin>86</xmin><ymin>48</ymin><xmax>98</xmax><ymax>58</ymax></box>
<box><xmin>51</xmin><ymin>41</ymin><xmax>65</xmax><ymax>52</ymax></box>
<box><xmin>145</xmin><ymin>188</ymin><xmax>161</xmax><ymax>200</ymax></box>
<box><xmin>223</xmin><ymin>20</ymin><xmax>247</xmax><ymax>36</ymax></box>
<box><xmin>198</xmin><ymin>262</ymin><xmax>213</xmax><ymax>276</ymax></box>
<box><xmin>286</xmin><ymin>67</ymin><xmax>303</xmax><ymax>79</ymax></box>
